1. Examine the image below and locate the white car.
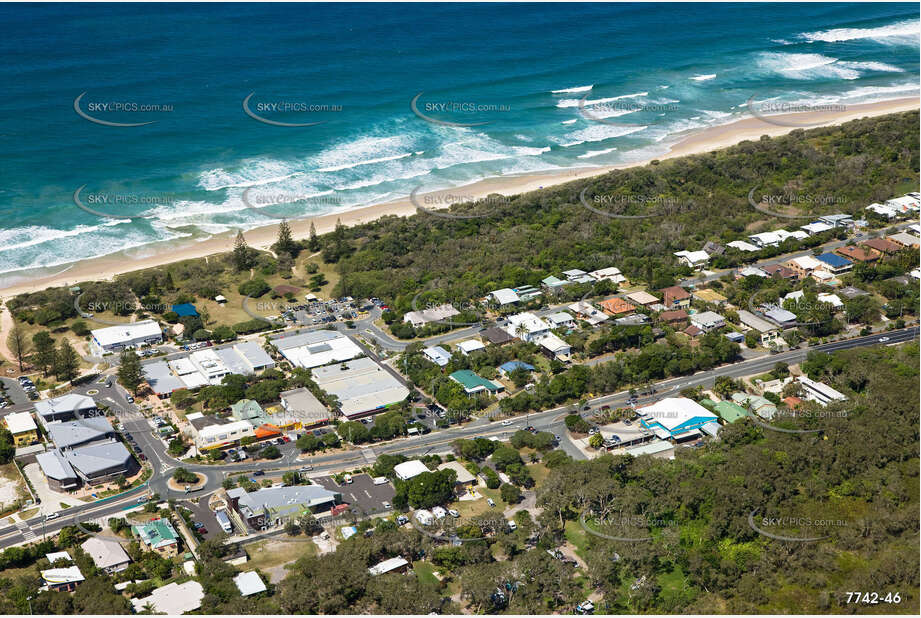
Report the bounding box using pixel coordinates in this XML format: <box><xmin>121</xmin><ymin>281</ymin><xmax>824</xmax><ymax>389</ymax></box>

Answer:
<box><xmin>500</xmin><ymin>420</ymin><xmax>512</xmax><ymax>426</ymax></box>
<box><xmin>878</xmin><ymin>336</ymin><xmax>890</xmax><ymax>343</ymax></box>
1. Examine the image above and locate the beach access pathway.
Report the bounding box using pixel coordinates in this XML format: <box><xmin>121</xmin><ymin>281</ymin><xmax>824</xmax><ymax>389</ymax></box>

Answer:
<box><xmin>0</xmin><ymin>303</ymin><xmax>16</xmax><ymax>368</ymax></box>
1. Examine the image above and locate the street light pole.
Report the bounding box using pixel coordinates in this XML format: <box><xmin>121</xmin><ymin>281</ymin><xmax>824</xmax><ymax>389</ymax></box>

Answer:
<box><xmin>27</xmin><ymin>595</ymin><xmax>33</xmax><ymax>615</ymax></box>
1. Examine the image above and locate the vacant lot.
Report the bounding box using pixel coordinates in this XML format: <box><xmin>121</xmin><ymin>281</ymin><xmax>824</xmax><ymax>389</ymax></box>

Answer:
<box><xmin>244</xmin><ymin>537</ymin><xmax>316</xmax><ymax>582</ymax></box>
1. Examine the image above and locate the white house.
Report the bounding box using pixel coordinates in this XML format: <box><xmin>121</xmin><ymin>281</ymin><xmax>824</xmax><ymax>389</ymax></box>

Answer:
<box><xmin>505</xmin><ymin>312</ymin><xmax>551</xmax><ymax>342</ymax></box>
<box><xmin>422</xmin><ymin>346</ymin><xmax>452</xmax><ymax>367</ymax></box>
<box><xmin>800</xmin><ymin>221</ymin><xmax>835</xmax><ymax>235</ymax></box>
<box><xmin>403</xmin><ymin>304</ymin><xmax>460</xmax><ymax>328</ymax></box>
<box><xmin>588</xmin><ymin>267</ymin><xmax>627</xmax><ymax>284</ymax></box>
<box><xmin>539</xmin><ymin>333</ymin><xmax>571</xmax><ymax>360</ymax></box>
<box><xmin>727</xmin><ymin>240</ymin><xmax>760</xmax><ymax>252</ymax></box>
<box><xmin>797</xmin><ymin>376</ymin><xmax>847</xmax><ymax>406</ymax></box>
<box><xmin>394</xmin><ymin>459</ymin><xmax>430</xmax><ymax>481</ymax></box>
<box><xmin>487</xmin><ymin>288</ymin><xmax>520</xmax><ymax>306</ymax></box>
<box><xmin>689</xmin><ymin>311</ymin><xmax>725</xmax><ymax>332</ymax></box>
<box><xmin>673</xmin><ymin>250</ymin><xmax>709</xmax><ymax>268</ymax></box>
<box><xmin>567</xmin><ymin>301</ymin><xmax>609</xmax><ymax>326</ymax></box>
<box><xmin>866</xmin><ymin>203</ymin><xmax>899</xmax><ymax>219</ymax></box>
<box><xmin>546</xmin><ymin>312</ymin><xmax>575</xmax><ymax>329</ymax></box>
<box><xmin>748</xmin><ymin>231</ymin><xmax>784</xmax><ymax>247</ymax></box>
<box><xmin>457</xmin><ymin>339</ymin><xmax>486</xmax><ymax>356</ymax></box>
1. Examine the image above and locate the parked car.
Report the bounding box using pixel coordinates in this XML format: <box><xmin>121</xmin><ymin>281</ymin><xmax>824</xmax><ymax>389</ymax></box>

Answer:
<box><xmin>253</xmin><ymin>470</ymin><xmax>265</xmax><ymax>476</ymax></box>
<box><xmin>486</xmin><ymin>498</ymin><xmax>496</xmax><ymax>507</ymax></box>
<box><xmin>299</xmin><ymin>465</ymin><xmax>314</xmax><ymax>472</ymax></box>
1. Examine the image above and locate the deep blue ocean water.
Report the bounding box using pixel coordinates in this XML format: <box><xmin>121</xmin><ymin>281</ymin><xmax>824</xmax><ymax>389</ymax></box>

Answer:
<box><xmin>0</xmin><ymin>2</ymin><xmax>918</xmax><ymax>283</ymax></box>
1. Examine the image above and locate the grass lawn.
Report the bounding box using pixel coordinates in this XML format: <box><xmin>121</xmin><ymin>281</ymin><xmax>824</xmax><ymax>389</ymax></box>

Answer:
<box><xmin>19</xmin><ymin>507</ymin><xmax>39</xmax><ymax>520</ymax></box>
<box><xmin>244</xmin><ymin>537</ymin><xmax>316</xmax><ymax>572</ymax></box>
<box><xmin>525</xmin><ymin>462</ymin><xmax>551</xmax><ymax>485</ymax></box>
<box><xmin>413</xmin><ymin>560</ymin><xmax>441</xmax><ymax>586</ymax></box>
<box><xmin>564</xmin><ymin>519</ymin><xmax>592</xmax><ymax>561</ymax></box>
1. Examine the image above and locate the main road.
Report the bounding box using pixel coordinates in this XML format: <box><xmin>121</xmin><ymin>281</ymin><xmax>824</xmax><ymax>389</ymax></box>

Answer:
<box><xmin>1</xmin><ymin>325</ymin><xmax>915</xmax><ymax>549</ymax></box>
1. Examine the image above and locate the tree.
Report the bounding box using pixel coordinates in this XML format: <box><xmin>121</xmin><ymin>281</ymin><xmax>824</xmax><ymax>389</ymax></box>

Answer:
<box><xmin>744</xmin><ymin>331</ymin><xmax>760</xmax><ymax>349</ymax></box>
<box><xmin>117</xmin><ymin>349</ymin><xmax>143</xmax><ymax>394</ymax></box>
<box><xmin>296</xmin><ymin>433</ymin><xmax>321</xmax><ymax>452</ymax></box>
<box><xmin>260</xmin><ymin>445</ymin><xmax>281</xmax><ymax>459</ymax></box>
<box><xmin>32</xmin><ymin>331</ymin><xmax>56</xmax><ymax>376</ymax></box>
<box><xmin>272</xmin><ymin>219</ymin><xmax>299</xmax><ymax>257</ymax></box>
<box><xmin>232</xmin><ymin>230</ymin><xmax>254</xmax><ymax>271</ymax></box>
<box><xmin>54</xmin><ymin>339</ymin><xmax>79</xmax><ymax>382</ymax></box>
<box><xmin>7</xmin><ymin>325</ymin><xmax>29</xmax><ymax>372</ymax></box>
<box><xmin>307</xmin><ymin>221</ymin><xmax>320</xmax><ymax>251</ymax></box>
<box><xmin>173</xmin><ymin>468</ymin><xmax>197</xmax><ymax>484</ymax></box>
<box><xmin>500</xmin><ymin>483</ymin><xmax>521</xmax><ymax>504</ymax></box>
<box><xmin>588</xmin><ymin>433</ymin><xmax>604</xmax><ymax>449</ymax></box>
<box><xmin>282</xmin><ymin>471</ymin><xmax>301</xmax><ymax>486</ymax></box>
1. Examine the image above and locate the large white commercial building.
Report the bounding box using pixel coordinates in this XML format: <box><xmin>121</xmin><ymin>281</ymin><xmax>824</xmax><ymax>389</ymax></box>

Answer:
<box><xmin>90</xmin><ymin>320</ymin><xmax>163</xmax><ymax>355</ymax></box>
<box><xmin>311</xmin><ymin>357</ymin><xmax>409</xmax><ymax>419</ymax></box>
<box><xmin>271</xmin><ymin>330</ymin><xmax>363</xmax><ymax>369</ymax></box>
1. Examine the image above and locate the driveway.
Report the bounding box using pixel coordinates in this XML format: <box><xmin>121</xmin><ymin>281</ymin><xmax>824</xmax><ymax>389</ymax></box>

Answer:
<box><xmin>312</xmin><ymin>474</ymin><xmax>394</xmax><ymax>517</ymax></box>
<box><xmin>22</xmin><ymin>463</ymin><xmax>88</xmax><ymax>516</ymax></box>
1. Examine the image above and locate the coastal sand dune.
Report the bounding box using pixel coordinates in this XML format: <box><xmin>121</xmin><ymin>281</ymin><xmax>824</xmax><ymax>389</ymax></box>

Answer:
<box><xmin>0</xmin><ymin>96</ymin><xmax>916</xmax><ymax>300</ymax></box>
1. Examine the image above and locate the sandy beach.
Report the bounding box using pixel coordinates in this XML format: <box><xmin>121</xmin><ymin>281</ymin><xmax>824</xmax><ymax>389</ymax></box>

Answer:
<box><xmin>1</xmin><ymin>96</ymin><xmax>917</xmax><ymax>299</ymax></box>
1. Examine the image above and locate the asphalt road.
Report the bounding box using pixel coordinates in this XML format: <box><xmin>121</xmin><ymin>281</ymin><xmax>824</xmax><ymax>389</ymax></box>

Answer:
<box><xmin>3</xmin><ymin>325</ymin><xmax>913</xmax><ymax>549</ymax></box>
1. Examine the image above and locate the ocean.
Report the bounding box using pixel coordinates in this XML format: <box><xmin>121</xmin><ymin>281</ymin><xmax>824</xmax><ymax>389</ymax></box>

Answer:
<box><xmin>0</xmin><ymin>2</ymin><xmax>918</xmax><ymax>284</ymax></box>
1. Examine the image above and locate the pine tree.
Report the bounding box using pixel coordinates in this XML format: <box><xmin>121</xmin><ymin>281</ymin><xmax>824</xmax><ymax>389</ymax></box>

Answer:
<box><xmin>32</xmin><ymin>331</ymin><xmax>56</xmax><ymax>376</ymax></box>
<box><xmin>232</xmin><ymin>231</ymin><xmax>252</xmax><ymax>271</ymax></box>
<box><xmin>308</xmin><ymin>221</ymin><xmax>320</xmax><ymax>251</ymax></box>
<box><xmin>54</xmin><ymin>339</ymin><xmax>80</xmax><ymax>382</ymax></box>
<box><xmin>117</xmin><ymin>349</ymin><xmax>143</xmax><ymax>395</ymax></box>
<box><xmin>272</xmin><ymin>219</ymin><xmax>298</xmax><ymax>256</ymax></box>
<box><xmin>6</xmin><ymin>326</ymin><xmax>29</xmax><ymax>372</ymax></box>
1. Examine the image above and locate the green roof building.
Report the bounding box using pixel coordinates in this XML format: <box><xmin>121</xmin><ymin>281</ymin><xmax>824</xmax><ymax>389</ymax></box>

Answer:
<box><xmin>713</xmin><ymin>401</ymin><xmax>748</xmax><ymax>424</ymax></box>
<box><xmin>231</xmin><ymin>399</ymin><xmax>269</xmax><ymax>427</ymax></box>
<box><xmin>449</xmin><ymin>370</ymin><xmax>504</xmax><ymax>395</ymax></box>
<box><xmin>731</xmin><ymin>392</ymin><xmax>777</xmax><ymax>420</ymax></box>
<box><xmin>132</xmin><ymin>520</ymin><xmax>179</xmax><ymax>555</ymax></box>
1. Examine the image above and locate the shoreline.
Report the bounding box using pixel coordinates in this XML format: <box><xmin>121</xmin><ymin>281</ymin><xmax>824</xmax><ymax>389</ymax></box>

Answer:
<box><xmin>1</xmin><ymin>96</ymin><xmax>917</xmax><ymax>299</ymax></box>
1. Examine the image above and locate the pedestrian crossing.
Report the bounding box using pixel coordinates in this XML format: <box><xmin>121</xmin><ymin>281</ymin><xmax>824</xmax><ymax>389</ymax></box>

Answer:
<box><xmin>361</xmin><ymin>447</ymin><xmax>376</xmax><ymax>463</ymax></box>
<box><xmin>15</xmin><ymin>520</ymin><xmax>36</xmax><ymax>541</ymax></box>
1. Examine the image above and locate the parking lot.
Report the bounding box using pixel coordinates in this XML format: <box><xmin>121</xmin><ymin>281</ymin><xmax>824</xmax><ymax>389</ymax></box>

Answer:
<box><xmin>312</xmin><ymin>474</ymin><xmax>395</xmax><ymax>517</ymax></box>
<box><xmin>282</xmin><ymin>297</ymin><xmax>366</xmax><ymax>326</ymax></box>
<box><xmin>0</xmin><ymin>376</ymin><xmax>34</xmax><ymax>408</ymax></box>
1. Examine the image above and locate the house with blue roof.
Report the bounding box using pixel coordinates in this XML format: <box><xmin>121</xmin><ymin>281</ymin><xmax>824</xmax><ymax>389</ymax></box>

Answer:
<box><xmin>498</xmin><ymin>360</ymin><xmax>535</xmax><ymax>377</ymax></box>
<box><xmin>815</xmin><ymin>252</ymin><xmax>853</xmax><ymax>275</ymax></box>
<box><xmin>171</xmin><ymin>303</ymin><xmax>199</xmax><ymax>317</ymax></box>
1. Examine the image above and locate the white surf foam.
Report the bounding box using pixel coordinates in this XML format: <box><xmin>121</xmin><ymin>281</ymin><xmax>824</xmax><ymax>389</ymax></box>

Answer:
<box><xmin>799</xmin><ymin>19</ymin><xmax>920</xmax><ymax>45</ymax></box>
<box><xmin>577</xmin><ymin>147</ymin><xmax>618</xmax><ymax>159</ymax></box>
<box><xmin>690</xmin><ymin>74</ymin><xmax>717</xmax><ymax>81</ymax></box>
<box><xmin>556</xmin><ymin>92</ymin><xmax>648</xmax><ymax>108</ymax></box>
<box><xmin>551</xmin><ymin>84</ymin><xmax>593</xmax><ymax>94</ymax></box>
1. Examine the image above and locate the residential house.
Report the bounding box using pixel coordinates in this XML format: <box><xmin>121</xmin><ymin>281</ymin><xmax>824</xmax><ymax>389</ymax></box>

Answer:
<box><xmin>786</xmin><ymin>255</ymin><xmax>825</xmax><ymax>279</ymax></box>
<box><xmin>800</xmin><ymin>220</ymin><xmax>835</xmax><ymax>235</ymax></box>
<box><xmin>727</xmin><ymin>240</ymin><xmax>760</xmax><ymax>252</ymax></box>
<box><xmin>81</xmin><ymin>537</ymin><xmax>130</xmax><ymax>574</ymax></box>
<box><xmin>588</xmin><ymin>267</ymin><xmax>627</xmax><ymax>284</ymax></box>
<box><xmin>702</xmin><ymin>241</ymin><xmax>725</xmax><ymax>256</ymax></box>
<box><xmin>737</xmin><ymin>310</ymin><xmax>781</xmax><ymax>345</ymax></box>
<box><xmin>41</xmin><ymin>566</ymin><xmax>84</xmax><ymax>592</ymax></box>
<box><xmin>861</xmin><ymin>237</ymin><xmax>902</xmax><ymax>255</ymax></box>
<box><xmin>457</xmin><ymin>339</ymin><xmax>486</xmax><ymax>356</ymax></box>
<box><xmin>234</xmin><ymin>571</ymin><xmax>268</xmax><ymax>597</ymax></box>
<box><xmin>660</xmin><ymin>286</ymin><xmax>691</xmax><ymax>310</ymax></box>
<box><xmin>504</xmin><ymin>312</ymin><xmax>550</xmax><ymax>342</ymax></box>
<box><xmin>498</xmin><ymin>360</ymin><xmax>535</xmax><ymax>378</ymax></box>
<box><xmin>403</xmin><ymin>304</ymin><xmax>460</xmax><ymax>328</ymax></box>
<box><xmin>132</xmin><ymin>520</ymin><xmax>180</xmax><ymax>557</ymax></box>
<box><xmin>436</xmin><ymin>460</ymin><xmax>477</xmax><ymax>489</ymax></box>
<box><xmin>690</xmin><ymin>311</ymin><xmax>726</xmax><ymax>332</ymax></box>
<box><xmin>865</xmin><ymin>202</ymin><xmax>899</xmax><ymax>220</ymax></box>
<box><xmin>422</xmin><ymin>345</ymin><xmax>452</xmax><ymax>367</ymax></box>
<box><xmin>487</xmin><ymin>288</ymin><xmax>520</xmax><ymax>306</ymax></box>
<box><xmin>658</xmin><ymin>310</ymin><xmax>688</xmax><ymax>326</ymax></box>
<box><xmin>131</xmin><ymin>581</ymin><xmax>204</xmax><ymax>615</ymax></box>
<box><xmin>625</xmin><ymin>291</ymin><xmax>659</xmax><ymax>307</ymax></box>
<box><xmin>888</xmin><ymin>232</ymin><xmax>920</xmax><ymax>248</ymax></box>
<box><xmin>731</xmin><ymin>392</ymin><xmax>777</xmax><ymax>419</ymax></box>
<box><xmin>368</xmin><ymin>557</ymin><xmax>410</xmax><ymax>576</ymax></box>
<box><xmin>567</xmin><ymin>301</ymin><xmax>609</xmax><ymax>326</ymax></box>
<box><xmin>797</xmin><ymin>376</ymin><xmax>847</xmax><ymax>406</ymax></box>
<box><xmin>562</xmin><ymin>269</ymin><xmax>595</xmax><ymax>284</ymax></box>
<box><xmin>545</xmin><ymin>312</ymin><xmax>575</xmax><ymax>329</ymax></box>
<box><xmin>3</xmin><ymin>411</ymin><xmax>38</xmax><ymax>446</ymax></box>
<box><xmin>539</xmin><ymin>333</ymin><xmax>571</xmax><ymax>360</ymax></box>
<box><xmin>737</xmin><ymin>265</ymin><xmax>769</xmax><ymax>279</ymax></box>
<box><xmin>599</xmin><ymin>297</ymin><xmax>636</xmax><ymax>316</ymax></box>
<box><xmin>541</xmin><ymin>275</ymin><xmax>570</xmax><ymax>290</ymax></box>
<box><xmin>835</xmin><ymin>245</ymin><xmax>879</xmax><ymax>263</ymax></box>
<box><xmin>763</xmin><ymin>306</ymin><xmax>798</xmax><ymax>328</ymax></box>
<box><xmin>449</xmin><ymin>370</ymin><xmax>504</xmax><ymax>395</ymax></box>
<box><xmin>673</xmin><ymin>250</ymin><xmax>709</xmax><ymax>269</ymax></box>
<box><xmin>817</xmin><ymin>214</ymin><xmax>853</xmax><ymax>228</ymax></box>
<box><xmin>34</xmin><ymin>393</ymin><xmax>97</xmax><ymax>424</ymax></box>
<box><xmin>228</xmin><ymin>485</ymin><xmax>341</xmax><ymax>530</ymax></box>
<box><xmin>482</xmin><ymin>326</ymin><xmax>516</xmax><ymax>345</ymax></box>
<box><xmin>762</xmin><ymin>264</ymin><xmax>799</xmax><ymax>282</ymax></box>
